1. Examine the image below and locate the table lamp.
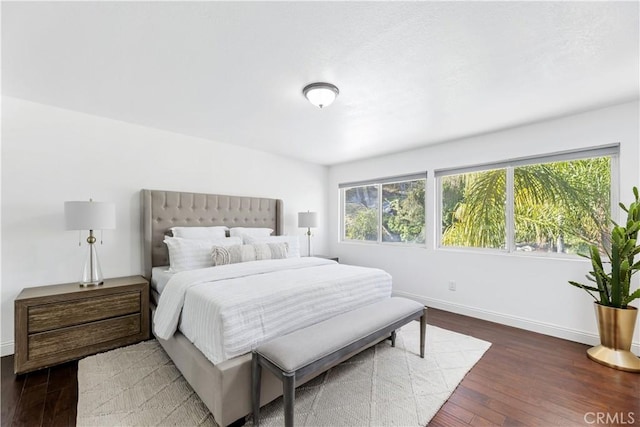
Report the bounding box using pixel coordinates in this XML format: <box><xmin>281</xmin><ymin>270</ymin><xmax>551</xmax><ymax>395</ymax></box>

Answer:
<box><xmin>298</xmin><ymin>211</ymin><xmax>318</xmax><ymax>257</ymax></box>
<box><xmin>65</xmin><ymin>199</ymin><xmax>116</xmax><ymax>286</ymax></box>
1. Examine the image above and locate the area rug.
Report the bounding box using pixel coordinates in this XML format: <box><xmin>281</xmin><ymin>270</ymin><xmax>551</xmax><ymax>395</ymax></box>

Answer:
<box><xmin>77</xmin><ymin>323</ymin><xmax>491</xmax><ymax>426</ymax></box>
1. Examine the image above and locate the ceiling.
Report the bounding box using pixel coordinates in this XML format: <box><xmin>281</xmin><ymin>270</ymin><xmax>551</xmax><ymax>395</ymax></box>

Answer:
<box><xmin>2</xmin><ymin>2</ymin><xmax>639</xmax><ymax>166</ymax></box>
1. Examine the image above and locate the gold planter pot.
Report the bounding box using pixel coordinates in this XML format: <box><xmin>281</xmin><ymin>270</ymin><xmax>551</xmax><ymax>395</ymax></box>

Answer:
<box><xmin>587</xmin><ymin>303</ymin><xmax>640</xmax><ymax>373</ymax></box>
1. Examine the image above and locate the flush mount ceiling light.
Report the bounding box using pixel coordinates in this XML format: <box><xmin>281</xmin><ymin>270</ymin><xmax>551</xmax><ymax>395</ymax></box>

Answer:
<box><xmin>302</xmin><ymin>82</ymin><xmax>339</xmax><ymax>109</ymax></box>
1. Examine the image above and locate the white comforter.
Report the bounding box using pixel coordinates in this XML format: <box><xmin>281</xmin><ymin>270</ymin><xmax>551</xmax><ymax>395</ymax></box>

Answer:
<box><xmin>153</xmin><ymin>257</ymin><xmax>392</xmax><ymax>364</ymax></box>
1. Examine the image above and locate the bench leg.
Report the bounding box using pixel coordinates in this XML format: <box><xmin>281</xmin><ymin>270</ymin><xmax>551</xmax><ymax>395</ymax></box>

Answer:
<box><xmin>252</xmin><ymin>352</ymin><xmax>261</xmax><ymax>427</ymax></box>
<box><xmin>283</xmin><ymin>372</ymin><xmax>295</xmax><ymax>427</ymax></box>
<box><xmin>420</xmin><ymin>308</ymin><xmax>427</xmax><ymax>358</ymax></box>
<box><xmin>390</xmin><ymin>330</ymin><xmax>397</xmax><ymax>347</ymax></box>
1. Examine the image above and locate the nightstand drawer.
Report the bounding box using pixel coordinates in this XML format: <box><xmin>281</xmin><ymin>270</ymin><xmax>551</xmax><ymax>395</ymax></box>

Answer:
<box><xmin>28</xmin><ymin>291</ymin><xmax>141</xmax><ymax>333</ymax></box>
<box><xmin>28</xmin><ymin>313</ymin><xmax>141</xmax><ymax>359</ymax></box>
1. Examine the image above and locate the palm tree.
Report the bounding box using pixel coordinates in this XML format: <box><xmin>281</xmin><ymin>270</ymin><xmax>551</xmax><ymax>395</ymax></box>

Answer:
<box><xmin>442</xmin><ymin>158</ymin><xmax>610</xmax><ymax>253</ymax></box>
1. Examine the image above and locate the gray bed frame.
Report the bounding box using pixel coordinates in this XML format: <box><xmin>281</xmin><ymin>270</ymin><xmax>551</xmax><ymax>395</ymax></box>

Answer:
<box><xmin>141</xmin><ymin>189</ymin><xmax>391</xmax><ymax>426</ymax></box>
<box><xmin>141</xmin><ymin>189</ymin><xmax>286</xmax><ymax>426</ymax></box>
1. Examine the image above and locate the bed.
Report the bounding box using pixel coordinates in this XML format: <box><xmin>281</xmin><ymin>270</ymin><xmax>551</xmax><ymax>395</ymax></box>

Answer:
<box><xmin>141</xmin><ymin>189</ymin><xmax>392</xmax><ymax>426</ymax></box>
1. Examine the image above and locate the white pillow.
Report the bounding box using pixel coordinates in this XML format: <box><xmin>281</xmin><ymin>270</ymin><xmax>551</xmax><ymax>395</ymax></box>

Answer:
<box><xmin>164</xmin><ymin>236</ymin><xmax>242</xmax><ymax>272</ymax></box>
<box><xmin>212</xmin><ymin>243</ymin><xmax>288</xmax><ymax>266</ymax></box>
<box><xmin>171</xmin><ymin>226</ymin><xmax>228</xmax><ymax>240</ymax></box>
<box><xmin>243</xmin><ymin>235</ymin><xmax>300</xmax><ymax>258</ymax></box>
<box><xmin>229</xmin><ymin>227</ymin><xmax>273</xmax><ymax>238</ymax></box>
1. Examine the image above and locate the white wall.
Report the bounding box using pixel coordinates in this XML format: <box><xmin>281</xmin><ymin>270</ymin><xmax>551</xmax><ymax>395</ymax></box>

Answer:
<box><xmin>328</xmin><ymin>101</ymin><xmax>640</xmax><ymax>353</ymax></box>
<box><xmin>1</xmin><ymin>96</ymin><xmax>328</xmax><ymax>356</ymax></box>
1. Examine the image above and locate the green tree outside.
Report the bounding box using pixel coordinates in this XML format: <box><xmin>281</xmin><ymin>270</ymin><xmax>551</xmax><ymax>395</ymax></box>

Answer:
<box><xmin>384</xmin><ymin>182</ymin><xmax>425</xmax><ymax>243</ymax></box>
<box><xmin>441</xmin><ymin>157</ymin><xmax>611</xmax><ymax>253</ymax></box>
<box><xmin>343</xmin><ymin>156</ymin><xmax>609</xmax><ymax>253</ymax></box>
<box><xmin>344</xmin><ymin>180</ymin><xmax>425</xmax><ymax>243</ymax></box>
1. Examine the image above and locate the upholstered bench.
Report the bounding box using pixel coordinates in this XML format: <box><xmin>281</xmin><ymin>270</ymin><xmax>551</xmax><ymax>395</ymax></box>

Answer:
<box><xmin>251</xmin><ymin>297</ymin><xmax>427</xmax><ymax>427</ymax></box>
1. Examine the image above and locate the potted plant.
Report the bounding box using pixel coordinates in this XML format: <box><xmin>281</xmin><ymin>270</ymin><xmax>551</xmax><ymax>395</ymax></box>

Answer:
<box><xmin>569</xmin><ymin>187</ymin><xmax>640</xmax><ymax>372</ymax></box>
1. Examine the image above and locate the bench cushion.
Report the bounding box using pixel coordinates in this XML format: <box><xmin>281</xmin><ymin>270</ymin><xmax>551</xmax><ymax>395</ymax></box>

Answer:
<box><xmin>256</xmin><ymin>297</ymin><xmax>423</xmax><ymax>373</ymax></box>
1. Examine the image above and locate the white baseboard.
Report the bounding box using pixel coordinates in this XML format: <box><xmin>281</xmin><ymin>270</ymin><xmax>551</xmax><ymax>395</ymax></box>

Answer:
<box><xmin>1</xmin><ymin>341</ymin><xmax>14</xmax><ymax>357</ymax></box>
<box><xmin>393</xmin><ymin>290</ymin><xmax>640</xmax><ymax>355</ymax></box>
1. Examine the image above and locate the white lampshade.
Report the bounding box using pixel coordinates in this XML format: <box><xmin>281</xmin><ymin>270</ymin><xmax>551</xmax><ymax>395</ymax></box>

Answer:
<box><xmin>298</xmin><ymin>211</ymin><xmax>318</xmax><ymax>228</ymax></box>
<box><xmin>303</xmin><ymin>83</ymin><xmax>339</xmax><ymax>109</ymax></box>
<box><xmin>65</xmin><ymin>201</ymin><xmax>116</xmax><ymax>230</ymax></box>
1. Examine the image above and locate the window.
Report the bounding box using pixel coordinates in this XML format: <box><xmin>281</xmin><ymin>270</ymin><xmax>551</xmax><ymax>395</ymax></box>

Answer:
<box><xmin>441</xmin><ymin>169</ymin><xmax>506</xmax><ymax>249</ymax></box>
<box><xmin>344</xmin><ymin>185</ymin><xmax>378</xmax><ymax>242</ymax></box>
<box><xmin>438</xmin><ymin>146</ymin><xmax>617</xmax><ymax>255</ymax></box>
<box><xmin>341</xmin><ymin>173</ymin><xmax>426</xmax><ymax>244</ymax></box>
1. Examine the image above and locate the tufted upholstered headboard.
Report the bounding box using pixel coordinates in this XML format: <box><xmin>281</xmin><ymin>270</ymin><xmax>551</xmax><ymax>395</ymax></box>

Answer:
<box><xmin>141</xmin><ymin>189</ymin><xmax>284</xmax><ymax>279</ymax></box>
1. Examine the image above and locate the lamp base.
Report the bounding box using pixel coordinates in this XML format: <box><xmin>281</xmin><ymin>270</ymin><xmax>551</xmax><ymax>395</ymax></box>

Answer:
<box><xmin>79</xmin><ymin>280</ymin><xmax>104</xmax><ymax>287</ymax></box>
<box><xmin>80</xmin><ymin>240</ymin><xmax>104</xmax><ymax>287</ymax></box>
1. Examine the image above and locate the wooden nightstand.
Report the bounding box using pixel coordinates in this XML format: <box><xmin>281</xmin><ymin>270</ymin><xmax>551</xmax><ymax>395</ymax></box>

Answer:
<box><xmin>14</xmin><ymin>275</ymin><xmax>149</xmax><ymax>374</ymax></box>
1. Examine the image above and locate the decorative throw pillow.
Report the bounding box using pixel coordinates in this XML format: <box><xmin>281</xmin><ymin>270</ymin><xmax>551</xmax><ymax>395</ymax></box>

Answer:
<box><xmin>171</xmin><ymin>226</ymin><xmax>228</xmax><ymax>240</ymax></box>
<box><xmin>211</xmin><ymin>243</ymin><xmax>289</xmax><ymax>266</ymax></box>
<box><xmin>229</xmin><ymin>227</ymin><xmax>273</xmax><ymax>238</ymax></box>
<box><xmin>164</xmin><ymin>236</ymin><xmax>242</xmax><ymax>272</ymax></box>
<box><xmin>243</xmin><ymin>235</ymin><xmax>301</xmax><ymax>258</ymax></box>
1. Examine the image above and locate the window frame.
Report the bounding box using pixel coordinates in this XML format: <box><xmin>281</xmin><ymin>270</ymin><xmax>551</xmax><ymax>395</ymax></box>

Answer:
<box><xmin>339</xmin><ymin>172</ymin><xmax>427</xmax><ymax>246</ymax></box>
<box><xmin>435</xmin><ymin>145</ymin><xmax>620</xmax><ymax>257</ymax></box>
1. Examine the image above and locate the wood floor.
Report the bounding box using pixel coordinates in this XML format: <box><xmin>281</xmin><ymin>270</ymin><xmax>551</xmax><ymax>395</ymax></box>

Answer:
<box><xmin>1</xmin><ymin>357</ymin><xmax>76</xmax><ymax>427</ymax></box>
<box><xmin>1</xmin><ymin>308</ymin><xmax>638</xmax><ymax>426</ymax></box>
